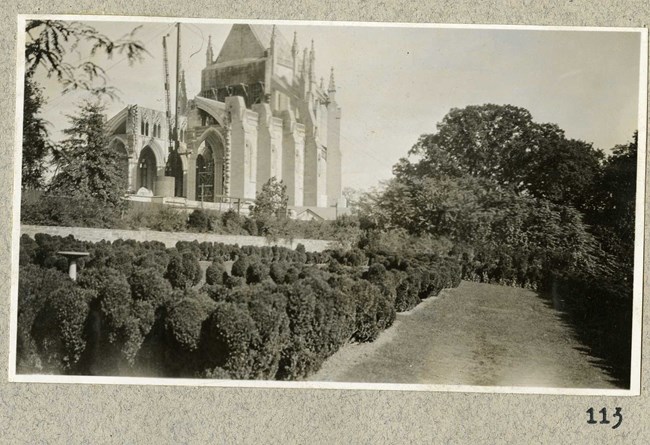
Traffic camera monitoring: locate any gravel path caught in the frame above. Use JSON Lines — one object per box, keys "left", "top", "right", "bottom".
{"left": 309, "top": 281, "right": 619, "bottom": 389}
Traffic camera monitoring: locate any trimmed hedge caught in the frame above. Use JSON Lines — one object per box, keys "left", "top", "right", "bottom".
{"left": 17, "top": 233, "right": 463, "bottom": 380}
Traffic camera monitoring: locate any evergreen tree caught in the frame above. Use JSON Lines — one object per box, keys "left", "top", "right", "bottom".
{"left": 49, "top": 100, "right": 126, "bottom": 207}
{"left": 20, "top": 20, "right": 147, "bottom": 191}
{"left": 22, "top": 73, "right": 51, "bottom": 189}
{"left": 250, "top": 177, "right": 289, "bottom": 219}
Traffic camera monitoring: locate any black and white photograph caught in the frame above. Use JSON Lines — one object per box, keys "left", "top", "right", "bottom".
{"left": 10, "top": 16, "right": 647, "bottom": 394}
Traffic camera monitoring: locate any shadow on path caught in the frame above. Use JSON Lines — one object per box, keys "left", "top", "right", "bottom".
{"left": 309, "top": 281, "right": 624, "bottom": 390}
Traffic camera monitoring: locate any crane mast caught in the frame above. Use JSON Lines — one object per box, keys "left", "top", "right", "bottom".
{"left": 162, "top": 23, "right": 183, "bottom": 198}
{"left": 174, "top": 22, "right": 181, "bottom": 149}
{"left": 162, "top": 34, "right": 173, "bottom": 147}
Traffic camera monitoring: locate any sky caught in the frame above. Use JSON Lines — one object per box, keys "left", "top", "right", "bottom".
{"left": 30, "top": 19, "right": 644, "bottom": 191}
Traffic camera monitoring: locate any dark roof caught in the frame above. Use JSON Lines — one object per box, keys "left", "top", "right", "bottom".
{"left": 215, "top": 24, "right": 297, "bottom": 68}
{"left": 249, "top": 25, "right": 293, "bottom": 62}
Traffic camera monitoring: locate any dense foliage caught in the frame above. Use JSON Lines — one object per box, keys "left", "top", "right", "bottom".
{"left": 22, "top": 197, "right": 363, "bottom": 247}
{"left": 250, "top": 177, "right": 289, "bottom": 219}
{"left": 17, "top": 233, "right": 462, "bottom": 379}
{"left": 398, "top": 104, "right": 603, "bottom": 210}
{"left": 18, "top": 101, "right": 636, "bottom": 387}
{"left": 22, "top": 73, "right": 52, "bottom": 190}
{"left": 48, "top": 101, "right": 127, "bottom": 207}
{"left": 22, "top": 20, "right": 147, "bottom": 192}
{"left": 359, "top": 104, "right": 637, "bottom": 386}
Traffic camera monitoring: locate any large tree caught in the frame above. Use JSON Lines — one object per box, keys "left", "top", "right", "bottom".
{"left": 405, "top": 104, "right": 537, "bottom": 184}
{"left": 400, "top": 104, "right": 604, "bottom": 210}
{"left": 361, "top": 103, "right": 613, "bottom": 284}
{"left": 523, "top": 131, "right": 603, "bottom": 208}
{"left": 21, "top": 20, "right": 148, "bottom": 189}
{"left": 367, "top": 104, "right": 634, "bottom": 385}
{"left": 585, "top": 132, "right": 638, "bottom": 276}
{"left": 49, "top": 100, "right": 126, "bottom": 207}
{"left": 22, "top": 74, "right": 51, "bottom": 189}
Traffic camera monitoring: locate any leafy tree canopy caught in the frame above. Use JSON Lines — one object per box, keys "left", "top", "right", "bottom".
{"left": 397, "top": 104, "right": 604, "bottom": 210}
{"left": 585, "top": 132, "right": 638, "bottom": 272}
{"left": 25, "top": 20, "right": 148, "bottom": 98}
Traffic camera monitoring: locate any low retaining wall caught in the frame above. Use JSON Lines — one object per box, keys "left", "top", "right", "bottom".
{"left": 21, "top": 225, "right": 333, "bottom": 252}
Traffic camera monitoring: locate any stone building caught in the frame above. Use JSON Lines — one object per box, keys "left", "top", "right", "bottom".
{"left": 105, "top": 24, "right": 343, "bottom": 214}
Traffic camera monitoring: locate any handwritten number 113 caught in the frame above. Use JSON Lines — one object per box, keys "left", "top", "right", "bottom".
{"left": 587, "top": 407, "right": 622, "bottom": 429}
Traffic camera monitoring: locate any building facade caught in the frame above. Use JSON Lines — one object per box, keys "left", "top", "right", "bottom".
{"left": 106, "top": 24, "right": 343, "bottom": 211}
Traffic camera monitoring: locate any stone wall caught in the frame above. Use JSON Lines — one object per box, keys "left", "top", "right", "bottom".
{"left": 21, "top": 225, "right": 333, "bottom": 252}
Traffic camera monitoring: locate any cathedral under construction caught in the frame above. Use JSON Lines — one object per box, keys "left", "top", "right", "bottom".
{"left": 105, "top": 24, "right": 343, "bottom": 218}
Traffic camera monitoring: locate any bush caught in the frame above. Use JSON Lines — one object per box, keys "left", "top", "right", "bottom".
{"left": 78, "top": 267, "right": 131, "bottom": 342}
{"left": 200, "top": 301, "right": 259, "bottom": 379}
{"left": 231, "top": 255, "right": 250, "bottom": 278}
{"left": 294, "top": 243, "right": 307, "bottom": 263}
{"left": 243, "top": 217, "right": 259, "bottom": 236}
{"left": 337, "top": 276, "right": 393, "bottom": 343}
{"left": 165, "top": 251, "right": 202, "bottom": 289}
{"left": 19, "top": 234, "right": 38, "bottom": 266}
{"left": 175, "top": 241, "right": 203, "bottom": 259}
{"left": 276, "top": 281, "right": 319, "bottom": 380}
{"left": 134, "top": 249, "right": 170, "bottom": 275}
{"left": 269, "top": 261, "right": 289, "bottom": 284}
{"left": 205, "top": 261, "right": 226, "bottom": 286}
{"left": 234, "top": 284, "right": 291, "bottom": 379}
{"left": 17, "top": 264, "right": 72, "bottom": 373}
{"left": 284, "top": 265, "right": 301, "bottom": 284}
{"left": 77, "top": 266, "right": 143, "bottom": 370}
{"left": 394, "top": 270, "right": 420, "bottom": 312}
{"left": 130, "top": 267, "right": 173, "bottom": 305}
{"left": 246, "top": 259, "right": 270, "bottom": 284}
{"left": 163, "top": 291, "right": 218, "bottom": 376}
{"left": 87, "top": 242, "right": 136, "bottom": 277}
{"left": 345, "top": 248, "right": 367, "bottom": 267}
{"left": 198, "top": 241, "right": 212, "bottom": 260}
{"left": 223, "top": 273, "right": 246, "bottom": 289}
{"left": 121, "top": 301, "right": 156, "bottom": 366}
{"left": 80, "top": 265, "right": 171, "bottom": 369}
{"left": 31, "top": 285, "right": 96, "bottom": 374}
{"left": 33, "top": 233, "right": 85, "bottom": 272}
{"left": 21, "top": 191, "right": 122, "bottom": 228}
{"left": 222, "top": 209, "right": 246, "bottom": 234}
{"left": 187, "top": 209, "right": 210, "bottom": 232}
{"left": 122, "top": 205, "right": 187, "bottom": 232}
{"left": 166, "top": 293, "right": 216, "bottom": 352}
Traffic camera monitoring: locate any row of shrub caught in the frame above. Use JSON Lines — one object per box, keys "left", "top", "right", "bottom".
{"left": 21, "top": 192, "right": 362, "bottom": 245}
{"left": 17, "top": 233, "right": 462, "bottom": 379}
{"left": 449, "top": 235, "right": 633, "bottom": 385}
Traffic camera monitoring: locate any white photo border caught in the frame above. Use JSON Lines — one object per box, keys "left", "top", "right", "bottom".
{"left": 9, "top": 14, "right": 648, "bottom": 396}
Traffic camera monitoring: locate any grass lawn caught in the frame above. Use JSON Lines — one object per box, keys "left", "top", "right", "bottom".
{"left": 309, "top": 281, "right": 620, "bottom": 389}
